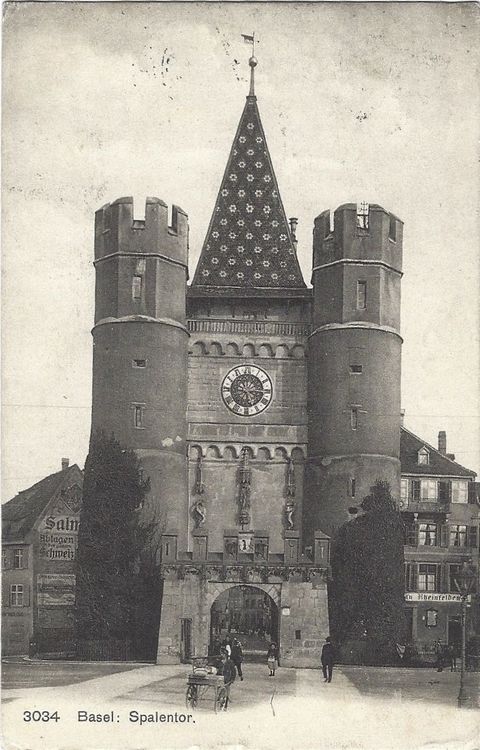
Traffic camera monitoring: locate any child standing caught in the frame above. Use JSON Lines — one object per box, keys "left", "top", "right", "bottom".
{"left": 267, "top": 642, "right": 278, "bottom": 676}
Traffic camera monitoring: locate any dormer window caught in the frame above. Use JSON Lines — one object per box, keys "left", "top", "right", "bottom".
{"left": 418, "top": 447, "right": 430, "bottom": 466}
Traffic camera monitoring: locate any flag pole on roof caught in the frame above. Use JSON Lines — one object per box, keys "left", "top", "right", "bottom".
{"left": 242, "top": 32, "right": 257, "bottom": 97}
{"left": 242, "top": 32, "right": 255, "bottom": 53}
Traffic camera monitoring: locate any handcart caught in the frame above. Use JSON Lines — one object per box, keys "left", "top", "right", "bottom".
{"left": 185, "top": 656, "right": 227, "bottom": 713}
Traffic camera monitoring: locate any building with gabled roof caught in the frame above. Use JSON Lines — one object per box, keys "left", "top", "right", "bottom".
{"left": 400, "top": 426, "right": 478, "bottom": 658}
{"left": 2, "top": 460, "right": 83, "bottom": 656}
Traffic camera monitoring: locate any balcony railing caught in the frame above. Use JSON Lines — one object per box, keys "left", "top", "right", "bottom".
{"left": 403, "top": 499, "right": 450, "bottom": 513}
{"left": 187, "top": 319, "right": 312, "bottom": 336}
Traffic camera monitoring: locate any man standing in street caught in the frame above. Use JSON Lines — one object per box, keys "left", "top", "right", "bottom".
{"left": 321, "top": 636, "right": 335, "bottom": 683}
{"left": 219, "top": 648, "right": 236, "bottom": 710}
{"left": 231, "top": 637, "right": 244, "bottom": 680}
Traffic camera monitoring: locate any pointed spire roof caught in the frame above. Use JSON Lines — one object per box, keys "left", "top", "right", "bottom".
{"left": 191, "top": 58, "right": 306, "bottom": 295}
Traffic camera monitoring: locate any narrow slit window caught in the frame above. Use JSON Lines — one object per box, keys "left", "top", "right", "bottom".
{"left": 350, "top": 408, "right": 358, "bottom": 430}
{"left": 357, "top": 281, "right": 367, "bottom": 310}
{"left": 133, "top": 405, "right": 144, "bottom": 429}
{"left": 132, "top": 359, "right": 146, "bottom": 368}
{"left": 350, "top": 478, "right": 356, "bottom": 498}
{"left": 350, "top": 364, "right": 363, "bottom": 374}
{"left": 132, "top": 275, "right": 142, "bottom": 300}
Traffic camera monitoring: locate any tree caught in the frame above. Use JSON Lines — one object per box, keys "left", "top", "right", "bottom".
{"left": 74, "top": 430, "right": 162, "bottom": 658}
{"left": 329, "top": 480, "right": 406, "bottom": 664}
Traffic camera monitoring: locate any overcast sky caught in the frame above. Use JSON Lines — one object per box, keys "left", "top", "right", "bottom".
{"left": 2, "top": 2, "right": 479, "bottom": 500}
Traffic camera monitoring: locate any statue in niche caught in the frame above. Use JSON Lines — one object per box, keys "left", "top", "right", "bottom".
{"left": 285, "top": 499, "right": 295, "bottom": 530}
{"left": 192, "top": 499, "right": 206, "bottom": 528}
{"left": 237, "top": 447, "right": 252, "bottom": 529}
{"left": 191, "top": 454, "right": 207, "bottom": 528}
{"left": 255, "top": 540, "right": 268, "bottom": 559}
{"left": 285, "top": 458, "right": 295, "bottom": 530}
{"left": 224, "top": 539, "right": 238, "bottom": 558}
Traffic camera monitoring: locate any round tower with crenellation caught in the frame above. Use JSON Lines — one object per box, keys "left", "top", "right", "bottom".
{"left": 305, "top": 202, "right": 403, "bottom": 538}
{"left": 91, "top": 196, "right": 190, "bottom": 548}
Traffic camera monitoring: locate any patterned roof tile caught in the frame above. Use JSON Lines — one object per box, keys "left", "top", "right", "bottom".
{"left": 192, "top": 95, "right": 306, "bottom": 290}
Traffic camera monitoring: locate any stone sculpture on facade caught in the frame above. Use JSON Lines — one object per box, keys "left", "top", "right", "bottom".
{"left": 285, "top": 458, "right": 296, "bottom": 530}
{"left": 191, "top": 456, "right": 206, "bottom": 528}
{"left": 237, "top": 447, "right": 252, "bottom": 529}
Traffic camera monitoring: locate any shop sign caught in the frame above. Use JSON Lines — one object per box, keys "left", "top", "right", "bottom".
{"left": 37, "top": 492, "right": 81, "bottom": 561}
{"left": 36, "top": 573, "right": 75, "bottom": 606}
{"left": 405, "top": 592, "right": 472, "bottom": 603}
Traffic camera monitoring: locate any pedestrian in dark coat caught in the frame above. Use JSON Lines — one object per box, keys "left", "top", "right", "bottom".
{"left": 231, "top": 638, "right": 244, "bottom": 680}
{"left": 219, "top": 649, "right": 236, "bottom": 710}
{"left": 321, "top": 636, "right": 334, "bottom": 683}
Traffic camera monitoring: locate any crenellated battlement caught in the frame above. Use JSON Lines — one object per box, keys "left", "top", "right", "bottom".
{"left": 312, "top": 203, "right": 403, "bottom": 273}
{"left": 95, "top": 196, "right": 188, "bottom": 265}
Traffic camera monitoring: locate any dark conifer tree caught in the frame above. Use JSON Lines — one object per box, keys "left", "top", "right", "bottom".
{"left": 330, "top": 480, "right": 406, "bottom": 664}
{"left": 74, "top": 431, "right": 160, "bottom": 656}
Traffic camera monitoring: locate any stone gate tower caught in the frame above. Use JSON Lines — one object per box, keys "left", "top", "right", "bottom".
{"left": 92, "top": 197, "right": 190, "bottom": 546}
{"left": 305, "top": 204, "right": 403, "bottom": 538}
{"left": 89, "top": 54, "right": 403, "bottom": 667}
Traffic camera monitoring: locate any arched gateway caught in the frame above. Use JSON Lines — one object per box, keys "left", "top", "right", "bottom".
{"left": 210, "top": 585, "right": 279, "bottom": 661}
{"left": 157, "top": 550, "right": 330, "bottom": 667}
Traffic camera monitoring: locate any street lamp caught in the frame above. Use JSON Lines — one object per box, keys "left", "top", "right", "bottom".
{"left": 453, "top": 561, "right": 476, "bottom": 709}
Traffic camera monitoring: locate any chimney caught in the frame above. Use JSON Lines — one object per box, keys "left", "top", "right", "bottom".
{"left": 400, "top": 409, "right": 405, "bottom": 427}
{"left": 438, "top": 431, "right": 447, "bottom": 455}
{"left": 61, "top": 457, "right": 70, "bottom": 471}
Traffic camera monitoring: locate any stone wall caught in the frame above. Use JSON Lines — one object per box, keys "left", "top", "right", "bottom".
{"left": 280, "top": 580, "right": 329, "bottom": 668}
{"left": 157, "top": 575, "right": 329, "bottom": 669}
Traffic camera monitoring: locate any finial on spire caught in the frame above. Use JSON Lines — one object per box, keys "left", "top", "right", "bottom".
{"left": 249, "top": 55, "right": 257, "bottom": 97}
{"left": 241, "top": 32, "right": 257, "bottom": 97}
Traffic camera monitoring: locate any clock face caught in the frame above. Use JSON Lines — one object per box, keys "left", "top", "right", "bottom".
{"left": 221, "top": 364, "right": 273, "bottom": 417}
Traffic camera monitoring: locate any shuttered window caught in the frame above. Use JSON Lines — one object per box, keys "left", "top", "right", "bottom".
{"left": 468, "top": 526, "right": 478, "bottom": 549}
{"left": 405, "top": 563, "right": 417, "bottom": 591}
{"left": 404, "top": 523, "right": 417, "bottom": 546}
{"left": 438, "top": 481, "right": 452, "bottom": 503}
{"left": 411, "top": 480, "right": 421, "bottom": 502}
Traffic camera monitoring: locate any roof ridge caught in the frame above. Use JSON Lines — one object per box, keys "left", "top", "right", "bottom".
{"left": 401, "top": 426, "right": 476, "bottom": 476}
{"left": 3, "top": 463, "right": 80, "bottom": 509}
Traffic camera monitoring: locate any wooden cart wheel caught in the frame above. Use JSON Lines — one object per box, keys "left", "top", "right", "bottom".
{"left": 186, "top": 684, "right": 198, "bottom": 709}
